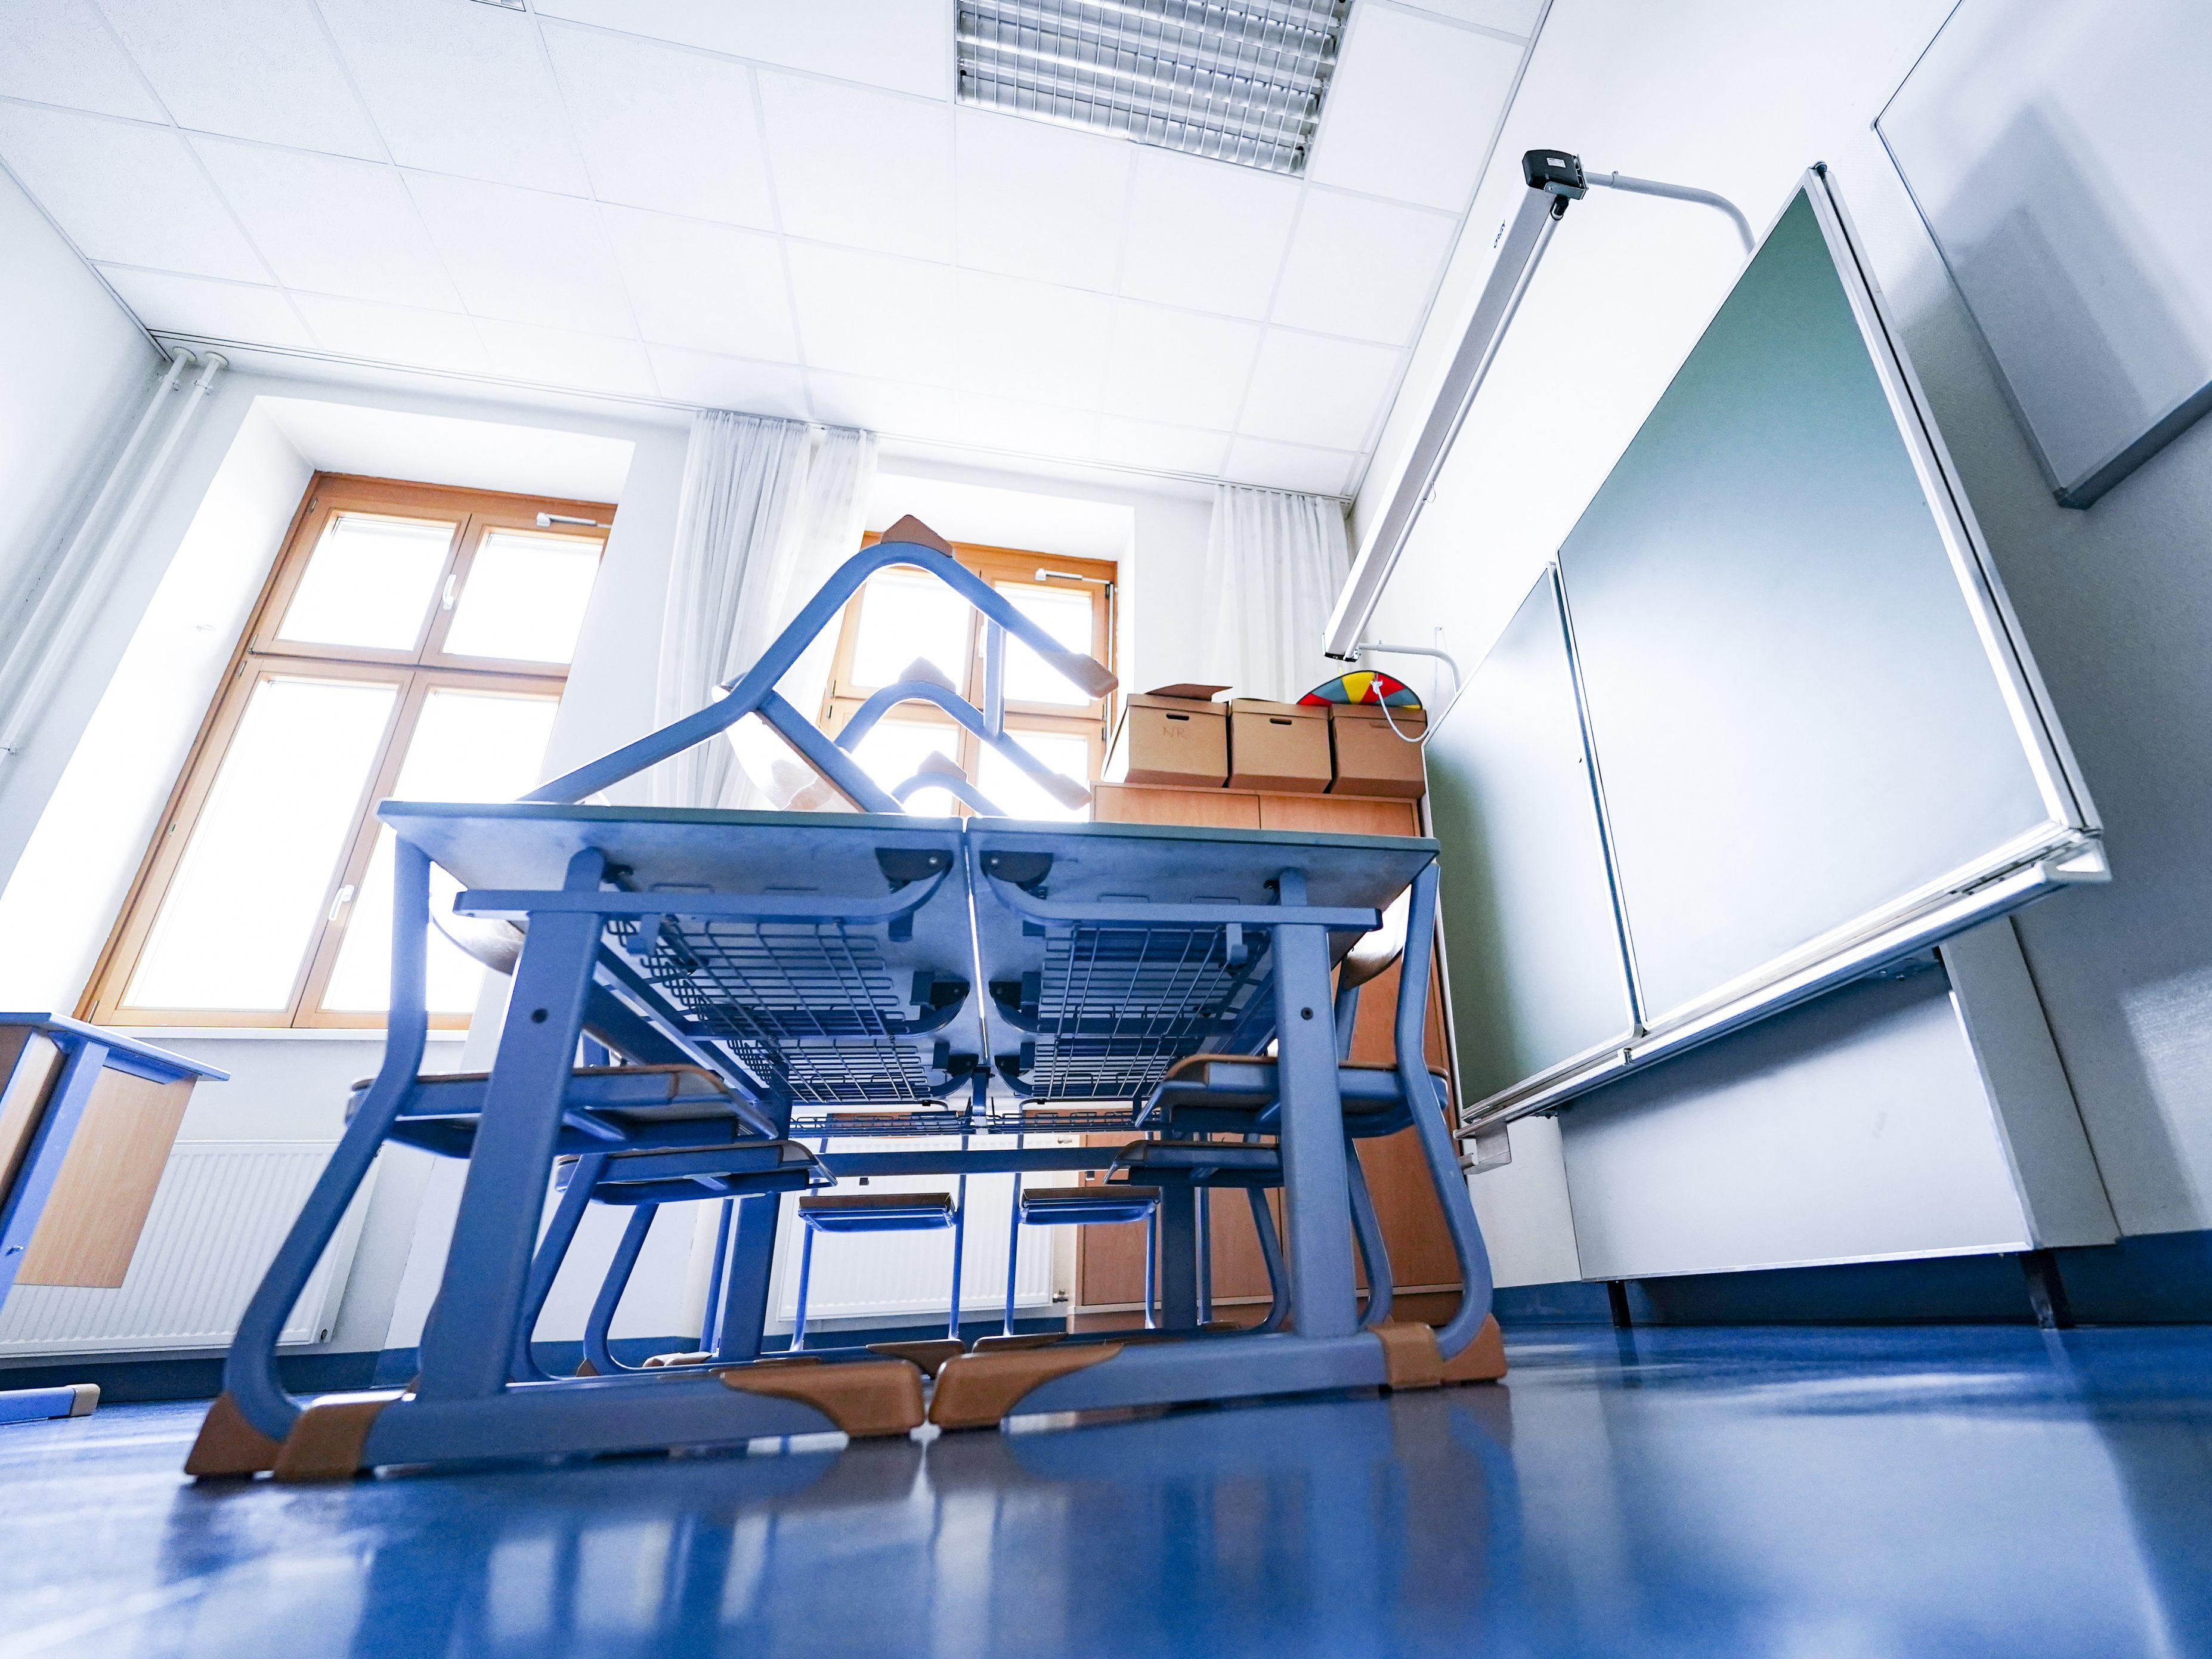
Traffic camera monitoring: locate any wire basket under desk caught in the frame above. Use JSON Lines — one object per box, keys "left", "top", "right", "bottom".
{"left": 992, "top": 921, "right": 1272, "bottom": 1104}
{"left": 612, "top": 915, "right": 961, "bottom": 1106}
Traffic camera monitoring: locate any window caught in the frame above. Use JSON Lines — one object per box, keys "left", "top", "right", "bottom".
{"left": 85, "top": 476, "right": 611, "bottom": 1030}
{"left": 819, "top": 538, "right": 1116, "bottom": 821}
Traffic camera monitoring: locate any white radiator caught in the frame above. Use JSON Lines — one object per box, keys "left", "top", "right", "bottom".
{"left": 0, "top": 1140, "right": 373, "bottom": 1357}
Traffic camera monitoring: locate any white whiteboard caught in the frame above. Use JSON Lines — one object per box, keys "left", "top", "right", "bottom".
{"left": 1878, "top": 0, "right": 2212, "bottom": 506}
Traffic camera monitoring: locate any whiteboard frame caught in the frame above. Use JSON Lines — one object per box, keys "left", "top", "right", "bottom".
{"left": 1458, "top": 166, "right": 2103, "bottom": 1135}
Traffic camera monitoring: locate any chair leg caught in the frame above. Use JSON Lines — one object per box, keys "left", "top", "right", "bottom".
{"left": 947, "top": 1166, "right": 970, "bottom": 1341}
{"left": 583, "top": 1204, "right": 657, "bottom": 1375}
{"left": 1001, "top": 1157, "right": 1023, "bottom": 1338}
{"left": 698, "top": 1199, "right": 735, "bottom": 1352}
{"left": 791, "top": 1224, "right": 817, "bottom": 1352}
{"left": 512, "top": 1153, "right": 606, "bottom": 1382}
{"left": 711, "top": 1194, "right": 781, "bottom": 1365}
{"left": 1143, "top": 1211, "right": 1158, "bottom": 1330}
{"left": 1248, "top": 1188, "right": 1288, "bottom": 1334}
{"left": 1345, "top": 1137, "right": 1394, "bottom": 1330}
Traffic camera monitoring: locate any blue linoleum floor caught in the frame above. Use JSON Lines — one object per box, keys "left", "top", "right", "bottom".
{"left": 3, "top": 1326, "right": 2209, "bottom": 1658}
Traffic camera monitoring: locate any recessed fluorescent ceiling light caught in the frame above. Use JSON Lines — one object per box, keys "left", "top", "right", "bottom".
{"left": 957, "top": 0, "right": 1351, "bottom": 177}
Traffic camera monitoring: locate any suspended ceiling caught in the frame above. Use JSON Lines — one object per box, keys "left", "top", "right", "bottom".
{"left": 0, "top": 0, "right": 1540, "bottom": 496}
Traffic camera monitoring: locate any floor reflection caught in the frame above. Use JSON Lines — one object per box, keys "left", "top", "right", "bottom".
{"left": 2, "top": 1327, "right": 2207, "bottom": 1658}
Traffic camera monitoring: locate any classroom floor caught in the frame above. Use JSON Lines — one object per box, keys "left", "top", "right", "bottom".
{"left": 3, "top": 1326, "right": 2208, "bottom": 1658}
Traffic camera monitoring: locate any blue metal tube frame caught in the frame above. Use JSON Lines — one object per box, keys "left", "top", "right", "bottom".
{"left": 698, "top": 1199, "right": 734, "bottom": 1352}
{"left": 221, "top": 837, "right": 431, "bottom": 1440}
{"left": 946, "top": 1136, "right": 970, "bottom": 1340}
{"left": 583, "top": 1205, "right": 657, "bottom": 1375}
{"left": 1001, "top": 1134, "right": 1023, "bottom": 1335}
{"left": 526, "top": 540, "right": 1113, "bottom": 807}
{"left": 1396, "top": 863, "right": 1496, "bottom": 1356}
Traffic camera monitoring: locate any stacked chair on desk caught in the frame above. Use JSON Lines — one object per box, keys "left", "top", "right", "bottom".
{"left": 187, "top": 517, "right": 1500, "bottom": 1484}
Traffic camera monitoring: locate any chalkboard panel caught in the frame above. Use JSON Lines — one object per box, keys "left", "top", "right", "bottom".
{"left": 1556, "top": 183, "right": 2081, "bottom": 1028}
{"left": 1425, "top": 568, "right": 1633, "bottom": 1104}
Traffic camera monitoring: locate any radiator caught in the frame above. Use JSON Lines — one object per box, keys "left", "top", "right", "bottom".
{"left": 0, "top": 1140, "right": 373, "bottom": 1357}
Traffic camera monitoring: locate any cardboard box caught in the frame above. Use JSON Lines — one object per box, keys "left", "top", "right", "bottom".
{"left": 1328, "top": 702, "right": 1428, "bottom": 797}
{"left": 1226, "top": 698, "right": 1331, "bottom": 793}
{"left": 1107, "top": 683, "right": 1229, "bottom": 788}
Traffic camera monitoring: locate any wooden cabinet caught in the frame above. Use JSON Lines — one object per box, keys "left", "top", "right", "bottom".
{"left": 1073, "top": 785, "right": 1462, "bottom": 1323}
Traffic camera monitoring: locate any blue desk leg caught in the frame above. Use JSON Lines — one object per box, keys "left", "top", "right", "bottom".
{"left": 0, "top": 1038, "right": 107, "bottom": 1306}
{"left": 1155, "top": 1181, "right": 1200, "bottom": 1330}
{"left": 1197, "top": 1188, "right": 1212, "bottom": 1324}
{"left": 416, "top": 849, "right": 605, "bottom": 1402}
{"left": 712, "top": 1194, "right": 779, "bottom": 1364}
{"left": 1271, "top": 869, "right": 1359, "bottom": 1340}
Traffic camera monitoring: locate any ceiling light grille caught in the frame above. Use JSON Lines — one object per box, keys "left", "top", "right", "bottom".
{"left": 957, "top": 0, "right": 1351, "bottom": 177}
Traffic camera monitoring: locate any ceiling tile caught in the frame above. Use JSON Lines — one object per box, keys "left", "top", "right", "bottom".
{"left": 1102, "top": 301, "right": 1263, "bottom": 431}
{"left": 757, "top": 72, "right": 953, "bottom": 261}
{"left": 530, "top": 0, "right": 947, "bottom": 98}
{"left": 784, "top": 242, "right": 956, "bottom": 383}
{"left": 955, "top": 271, "right": 1112, "bottom": 406}
{"left": 954, "top": 109, "right": 1129, "bottom": 292}
{"left": 540, "top": 22, "right": 773, "bottom": 228}
{"left": 0, "top": 0, "right": 163, "bottom": 119}
{"left": 194, "top": 139, "right": 457, "bottom": 309}
{"left": 812, "top": 373, "right": 1097, "bottom": 462}
{"left": 601, "top": 204, "right": 796, "bottom": 361}
{"left": 1118, "top": 148, "right": 1301, "bottom": 320}
{"left": 476, "top": 318, "right": 657, "bottom": 397}
{"left": 1269, "top": 190, "right": 1458, "bottom": 345}
{"left": 405, "top": 171, "right": 634, "bottom": 334}
{"left": 1093, "top": 416, "right": 1230, "bottom": 479}
{"left": 1238, "top": 330, "right": 1403, "bottom": 450}
{"left": 1306, "top": 5, "right": 1524, "bottom": 211}
{"left": 289, "top": 292, "right": 491, "bottom": 372}
{"left": 1391, "top": 0, "right": 1543, "bottom": 35}
{"left": 0, "top": 103, "right": 265, "bottom": 278}
{"left": 1222, "top": 437, "right": 1358, "bottom": 497}
{"left": 97, "top": 0, "right": 382, "bottom": 157}
{"left": 317, "top": 0, "right": 589, "bottom": 194}
{"left": 645, "top": 345, "right": 809, "bottom": 419}
{"left": 97, "top": 264, "right": 312, "bottom": 345}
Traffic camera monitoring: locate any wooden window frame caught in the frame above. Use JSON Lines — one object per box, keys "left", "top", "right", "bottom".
{"left": 818, "top": 537, "right": 1118, "bottom": 807}
{"left": 82, "top": 473, "right": 611, "bottom": 1032}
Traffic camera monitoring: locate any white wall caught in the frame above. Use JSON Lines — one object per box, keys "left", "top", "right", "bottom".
{"left": 0, "top": 165, "right": 159, "bottom": 678}
{"left": 1373, "top": 0, "right": 2212, "bottom": 1265}
{"left": 871, "top": 446, "right": 1215, "bottom": 697}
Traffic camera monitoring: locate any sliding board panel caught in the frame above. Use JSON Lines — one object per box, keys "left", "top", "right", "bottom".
{"left": 1424, "top": 568, "right": 1634, "bottom": 1107}
{"left": 1557, "top": 172, "right": 2097, "bottom": 1037}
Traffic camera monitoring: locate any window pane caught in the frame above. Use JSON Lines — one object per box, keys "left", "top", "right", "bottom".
{"left": 995, "top": 583, "right": 1096, "bottom": 707}
{"left": 126, "top": 676, "right": 397, "bottom": 1010}
{"left": 322, "top": 686, "right": 560, "bottom": 1014}
{"left": 976, "top": 729, "right": 1092, "bottom": 821}
{"left": 276, "top": 513, "right": 453, "bottom": 652}
{"left": 844, "top": 716, "right": 964, "bottom": 813}
{"left": 849, "top": 568, "right": 971, "bottom": 691}
{"left": 443, "top": 530, "right": 602, "bottom": 664}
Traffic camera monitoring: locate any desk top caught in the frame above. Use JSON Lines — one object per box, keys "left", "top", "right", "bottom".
{"left": 0, "top": 1014, "right": 229, "bottom": 1082}
{"left": 380, "top": 803, "right": 1435, "bottom": 914}
{"left": 379, "top": 803, "right": 964, "bottom": 896}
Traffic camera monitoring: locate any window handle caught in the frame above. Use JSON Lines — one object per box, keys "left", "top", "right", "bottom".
{"left": 441, "top": 574, "right": 460, "bottom": 610}
{"left": 328, "top": 884, "right": 357, "bottom": 924}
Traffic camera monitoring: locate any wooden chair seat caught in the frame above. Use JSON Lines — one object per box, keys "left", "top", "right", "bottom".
{"left": 1017, "top": 1184, "right": 1161, "bottom": 1225}
{"left": 797, "top": 1191, "right": 957, "bottom": 1233}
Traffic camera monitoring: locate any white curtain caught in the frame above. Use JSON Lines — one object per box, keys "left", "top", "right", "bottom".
{"left": 652, "top": 413, "right": 876, "bottom": 809}
{"left": 1196, "top": 484, "right": 1354, "bottom": 704}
